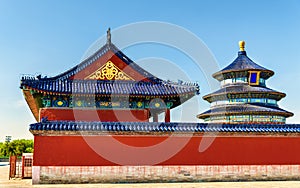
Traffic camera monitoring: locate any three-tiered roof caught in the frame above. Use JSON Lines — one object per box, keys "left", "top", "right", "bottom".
{"left": 198, "top": 41, "right": 293, "bottom": 124}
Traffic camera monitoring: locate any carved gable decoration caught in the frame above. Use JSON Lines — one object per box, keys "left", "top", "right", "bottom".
{"left": 85, "top": 61, "right": 134, "bottom": 81}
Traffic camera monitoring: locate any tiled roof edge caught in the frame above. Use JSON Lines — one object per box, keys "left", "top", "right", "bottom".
{"left": 29, "top": 121, "right": 300, "bottom": 133}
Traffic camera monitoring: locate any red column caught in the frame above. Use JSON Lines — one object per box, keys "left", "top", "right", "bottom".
{"left": 21, "top": 156, "right": 25, "bottom": 179}
{"left": 153, "top": 113, "right": 159, "bottom": 122}
{"left": 9, "top": 156, "right": 17, "bottom": 179}
{"left": 165, "top": 109, "right": 170, "bottom": 122}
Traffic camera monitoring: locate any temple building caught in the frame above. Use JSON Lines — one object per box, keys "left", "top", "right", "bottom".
{"left": 20, "top": 28, "right": 199, "bottom": 123}
{"left": 20, "top": 30, "right": 300, "bottom": 184}
{"left": 198, "top": 41, "right": 293, "bottom": 124}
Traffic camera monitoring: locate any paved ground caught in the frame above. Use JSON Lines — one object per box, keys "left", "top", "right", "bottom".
{"left": 1, "top": 163, "right": 300, "bottom": 188}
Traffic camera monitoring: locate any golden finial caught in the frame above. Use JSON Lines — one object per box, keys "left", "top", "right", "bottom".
{"left": 239, "top": 40, "right": 245, "bottom": 51}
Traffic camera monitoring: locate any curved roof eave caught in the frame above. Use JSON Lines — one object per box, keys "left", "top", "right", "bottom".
{"left": 197, "top": 104, "right": 294, "bottom": 119}
{"left": 212, "top": 51, "right": 274, "bottom": 81}
{"left": 20, "top": 79, "right": 199, "bottom": 98}
{"left": 202, "top": 84, "right": 286, "bottom": 102}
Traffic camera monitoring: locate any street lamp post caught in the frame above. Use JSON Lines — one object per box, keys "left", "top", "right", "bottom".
{"left": 5, "top": 136, "right": 12, "bottom": 143}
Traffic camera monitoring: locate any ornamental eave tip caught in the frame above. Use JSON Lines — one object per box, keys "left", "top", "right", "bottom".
{"left": 107, "top": 27, "right": 111, "bottom": 44}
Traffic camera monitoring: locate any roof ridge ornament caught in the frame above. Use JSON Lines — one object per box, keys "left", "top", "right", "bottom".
{"left": 239, "top": 40, "right": 245, "bottom": 51}
{"left": 107, "top": 27, "right": 111, "bottom": 45}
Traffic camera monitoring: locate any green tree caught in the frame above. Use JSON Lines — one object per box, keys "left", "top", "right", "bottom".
{"left": 0, "top": 142, "right": 4, "bottom": 157}
{"left": 0, "top": 139, "right": 33, "bottom": 157}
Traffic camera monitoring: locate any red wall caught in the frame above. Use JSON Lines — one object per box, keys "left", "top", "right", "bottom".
{"left": 33, "top": 135, "right": 300, "bottom": 166}
{"left": 39, "top": 108, "right": 149, "bottom": 122}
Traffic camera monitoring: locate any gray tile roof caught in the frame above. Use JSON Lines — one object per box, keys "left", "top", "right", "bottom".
{"left": 20, "top": 79, "right": 199, "bottom": 96}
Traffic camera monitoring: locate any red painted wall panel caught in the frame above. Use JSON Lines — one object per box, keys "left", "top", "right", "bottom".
{"left": 39, "top": 108, "right": 149, "bottom": 122}
{"left": 33, "top": 135, "right": 300, "bottom": 166}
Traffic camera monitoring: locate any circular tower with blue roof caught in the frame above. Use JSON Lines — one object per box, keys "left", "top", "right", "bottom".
{"left": 198, "top": 41, "right": 293, "bottom": 124}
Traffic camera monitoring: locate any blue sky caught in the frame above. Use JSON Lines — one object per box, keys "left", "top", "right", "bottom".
{"left": 0, "top": 0, "right": 299, "bottom": 141}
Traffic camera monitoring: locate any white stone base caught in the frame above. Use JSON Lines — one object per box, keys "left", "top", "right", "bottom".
{"left": 32, "top": 165, "right": 300, "bottom": 184}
